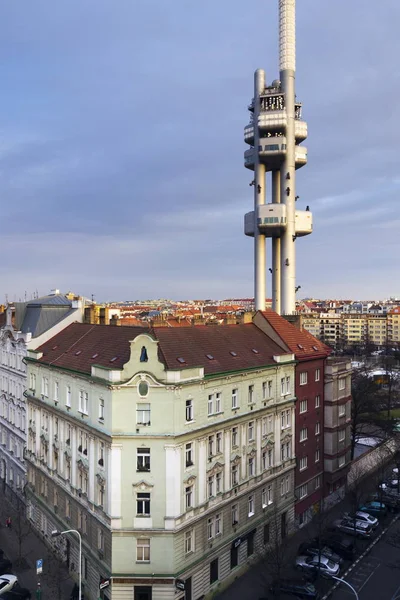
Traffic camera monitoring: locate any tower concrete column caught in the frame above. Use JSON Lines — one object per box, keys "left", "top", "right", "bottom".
{"left": 279, "top": 0, "right": 296, "bottom": 315}
{"left": 254, "top": 69, "right": 266, "bottom": 311}
{"left": 272, "top": 170, "right": 281, "bottom": 314}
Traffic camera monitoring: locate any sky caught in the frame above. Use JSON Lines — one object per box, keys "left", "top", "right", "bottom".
{"left": 1, "top": 0, "right": 399, "bottom": 303}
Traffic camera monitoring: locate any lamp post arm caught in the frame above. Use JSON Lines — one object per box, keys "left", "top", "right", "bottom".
{"left": 331, "top": 576, "right": 359, "bottom": 600}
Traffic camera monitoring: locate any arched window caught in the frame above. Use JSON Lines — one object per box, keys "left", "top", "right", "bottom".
{"left": 140, "top": 347, "right": 148, "bottom": 363}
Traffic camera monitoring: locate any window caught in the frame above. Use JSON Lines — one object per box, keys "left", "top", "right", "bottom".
{"left": 98, "top": 442, "right": 104, "bottom": 466}
{"left": 216, "top": 471, "right": 222, "bottom": 493}
{"left": 299, "top": 484, "right": 308, "bottom": 499}
{"left": 137, "top": 538, "right": 150, "bottom": 562}
{"left": 268, "top": 415, "right": 273, "bottom": 433}
{"left": 42, "top": 377, "right": 49, "bottom": 397}
{"left": 281, "top": 378, "right": 285, "bottom": 396}
{"left": 66, "top": 499, "right": 71, "bottom": 519}
{"left": 185, "top": 443, "right": 193, "bottom": 467}
{"left": 339, "top": 378, "right": 346, "bottom": 390}
{"left": 207, "top": 517, "right": 214, "bottom": 540}
{"left": 267, "top": 484, "right": 273, "bottom": 505}
{"left": 232, "top": 503, "right": 238, "bottom": 525}
{"left": 248, "top": 385, "right": 254, "bottom": 404}
{"left": 280, "top": 479, "right": 285, "bottom": 496}
{"left": 315, "top": 422, "right": 320, "bottom": 435}
{"left": 215, "top": 392, "right": 221, "bottom": 413}
{"left": 216, "top": 432, "right": 222, "bottom": 454}
{"left": 248, "top": 421, "right": 254, "bottom": 441}
{"left": 300, "top": 427, "right": 308, "bottom": 442}
{"left": 262, "top": 450, "right": 267, "bottom": 470}
{"left": 315, "top": 368, "right": 320, "bottom": 382}
{"left": 268, "top": 448, "right": 273, "bottom": 468}
{"left": 338, "top": 455, "right": 346, "bottom": 467}
{"left": 315, "top": 476, "right": 321, "bottom": 489}
{"left": 232, "top": 389, "right": 238, "bottom": 409}
{"left": 248, "top": 456, "right": 254, "bottom": 477}
{"left": 137, "top": 448, "right": 150, "bottom": 472}
{"left": 299, "top": 400, "right": 307, "bottom": 414}
{"left": 54, "top": 382, "right": 59, "bottom": 402}
{"left": 315, "top": 449, "right": 320, "bottom": 462}
{"left": 208, "top": 435, "right": 214, "bottom": 457}
{"left": 299, "top": 457, "right": 308, "bottom": 471}
{"left": 315, "top": 395, "right": 320, "bottom": 408}
{"left": 185, "top": 530, "right": 194, "bottom": 554}
{"left": 208, "top": 395, "right": 213, "bottom": 416}
{"left": 210, "top": 558, "right": 219, "bottom": 584}
{"left": 185, "top": 399, "right": 193, "bottom": 422}
{"left": 262, "top": 487, "right": 267, "bottom": 507}
{"left": 215, "top": 513, "right": 222, "bottom": 536}
{"left": 79, "top": 391, "right": 88, "bottom": 414}
{"left": 232, "top": 427, "right": 238, "bottom": 447}
{"left": 339, "top": 405, "right": 346, "bottom": 417}
{"left": 300, "top": 372, "right": 308, "bottom": 386}
{"left": 263, "top": 523, "right": 270, "bottom": 544}
{"left": 339, "top": 430, "right": 346, "bottom": 442}
{"left": 136, "top": 403, "right": 150, "bottom": 425}
{"left": 185, "top": 486, "right": 193, "bottom": 509}
{"left": 231, "top": 464, "right": 238, "bottom": 487}
{"left": 208, "top": 475, "right": 214, "bottom": 498}
{"left": 286, "top": 376, "right": 290, "bottom": 394}
{"left": 248, "top": 495, "right": 254, "bottom": 516}
{"left": 99, "top": 398, "right": 105, "bottom": 420}
{"left": 262, "top": 382, "right": 267, "bottom": 400}
{"left": 281, "top": 444, "right": 285, "bottom": 462}
{"left": 66, "top": 386, "right": 71, "bottom": 407}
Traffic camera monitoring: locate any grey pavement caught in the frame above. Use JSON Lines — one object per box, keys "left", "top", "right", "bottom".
{"left": 0, "top": 485, "right": 74, "bottom": 599}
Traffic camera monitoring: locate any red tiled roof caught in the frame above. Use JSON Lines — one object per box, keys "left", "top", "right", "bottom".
{"left": 33, "top": 321, "right": 289, "bottom": 377}
{"left": 153, "top": 323, "right": 287, "bottom": 374}
{"left": 257, "top": 310, "right": 331, "bottom": 360}
{"left": 33, "top": 323, "right": 149, "bottom": 374}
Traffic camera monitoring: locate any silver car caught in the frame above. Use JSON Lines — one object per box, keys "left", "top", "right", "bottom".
{"left": 295, "top": 554, "right": 340, "bottom": 577}
{"left": 333, "top": 518, "right": 371, "bottom": 538}
{"left": 344, "top": 511, "right": 378, "bottom": 529}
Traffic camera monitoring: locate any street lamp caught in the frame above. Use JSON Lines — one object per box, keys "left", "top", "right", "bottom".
{"left": 330, "top": 575, "right": 359, "bottom": 600}
{"left": 52, "top": 529, "right": 82, "bottom": 600}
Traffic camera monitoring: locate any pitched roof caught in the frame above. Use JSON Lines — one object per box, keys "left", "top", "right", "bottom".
{"left": 153, "top": 323, "right": 287, "bottom": 374}
{"left": 34, "top": 323, "right": 149, "bottom": 374}
{"left": 257, "top": 309, "right": 331, "bottom": 360}
{"left": 33, "top": 321, "right": 289, "bottom": 377}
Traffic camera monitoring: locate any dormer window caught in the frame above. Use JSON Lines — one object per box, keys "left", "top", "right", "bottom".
{"left": 140, "top": 347, "right": 148, "bottom": 363}
{"left": 206, "top": 354, "right": 214, "bottom": 360}
{"left": 252, "top": 349, "right": 259, "bottom": 354}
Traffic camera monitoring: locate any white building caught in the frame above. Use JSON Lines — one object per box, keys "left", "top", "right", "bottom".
{"left": 0, "top": 292, "right": 84, "bottom": 498}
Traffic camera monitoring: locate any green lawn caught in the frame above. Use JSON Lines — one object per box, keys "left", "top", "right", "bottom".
{"left": 374, "top": 409, "right": 400, "bottom": 419}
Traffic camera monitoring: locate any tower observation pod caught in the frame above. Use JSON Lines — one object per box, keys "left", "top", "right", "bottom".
{"left": 243, "top": 0, "right": 312, "bottom": 315}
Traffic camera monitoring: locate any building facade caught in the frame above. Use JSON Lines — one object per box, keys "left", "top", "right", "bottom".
{"left": 0, "top": 293, "right": 85, "bottom": 500}
{"left": 323, "top": 358, "right": 352, "bottom": 503}
{"left": 24, "top": 322, "right": 298, "bottom": 600}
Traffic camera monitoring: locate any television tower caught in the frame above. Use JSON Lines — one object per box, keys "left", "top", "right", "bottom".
{"left": 244, "top": 0, "right": 312, "bottom": 315}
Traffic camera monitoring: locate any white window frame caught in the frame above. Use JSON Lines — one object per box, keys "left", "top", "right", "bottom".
{"left": 299, "top": 456, "right": 308, "bottom": 472}
{"left": 339, "top": 378, "right": 346, "bottom": 391}
{"left": 136, "top": 538, "right": 150, "bottom": 562}
{"left": 248, "top": 385, "right": 254, "bottom": 404}
{"left": 315, "top": 368, "right": 320, "bottom": 382}
{"left": 248, "top": 421, "right": 254, "bottom": 441}
{"left": 338, "top": 429, "right": 345, "bottom": 442}
{"left": 338, "top": 404, "right": 346, "bottom": 417}
{"left": 186, "top": 399, "right": 194, "bottom": 422}
{"left": 232, "top": 388, "right": 238, "bottom": 409}
{"left": 136, "top": 403, "right": 151, "bottom": 426}
{"left": 232, "top": 427, "right": 238, "bottom": 447}
{"left": 315, "top": 449, "right": 320, "bottom": 463}
{"left": 185, "top": 530, "right": 194, "bottom": 554}
{"left": 299, "top": 400, "right": 307, "bottom": 414}
{"left": 215, "top": 392, "right": 221, "bottom": 413}
{"left": 300, "top": 427, "right": 308, "bottom": 442}
{"left": 248, "top": 494, "right": 254, "bottom": 517}
{"left": 315, "top": 422, "right": 320, "bottom": 435}
{"left": 99, "top": 398, "right": 105, "bottom": 420}
{"left": 262, "top": 487, "right": 267, "bottom": 508}
{"left": 315, "top": 395, "right": 320, "bottom": 408}
{"left": 300, "top": 372, "right": 308, "bottom": 386}
{"left": 207, "top": 395, "right": 213, "bottom": 416}
{"left": 280, "top": 378, "right": 285, "bottom": 396}
{"left": 286, "top": 376, "right": 290, "bottom": 395}
{"left": 299, "top": 484, "right": 308, "bottom": 499}
{"left": 338, "top": 455, "right": 346, "bottom": 468}
{"left": 248, "top": 456, "right": 254, "bottom": 477}
{"left": 232, "top": 503, "right": 238, "bottom": 525}
{"left": 185, "top": 485, "right": 193, "bottom": 509}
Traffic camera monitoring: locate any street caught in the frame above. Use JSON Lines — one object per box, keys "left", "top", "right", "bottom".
{"left": 331, "top": 519, "right": 400, "bottom": 600}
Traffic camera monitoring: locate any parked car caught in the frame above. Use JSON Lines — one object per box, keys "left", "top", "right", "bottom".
{"left": 295, "top": 555, "right": 340, "bottom": 577}
{"left": 333, "top": 518, "right": 372, "bottom": 538}
{"left": 0, "top": 575, "right": 18, "bottom": 596}
{"left": 298, "top": 542, "right": 343, "bottom": 565}
{"left": 314, "top": 535, "right": 355, "bottom": 560}
{"left": 359, "top": 501, "right": 388, "bottom": 517}
{"left": 379, "top": 480, "right": 400, "bottom": 491}
{"left": 0, "top": 563, "right": 13, "bottom": 578}
{"left": 370, "top": 492, "right": 400, "bottom": 511}
{"left": 343, "top": 511, "right": 378, "bottom": 529}
{"left": 270, "top": 579, "right": 320, "bottom": 599}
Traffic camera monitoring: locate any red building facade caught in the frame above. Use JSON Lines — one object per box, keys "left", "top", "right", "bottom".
{"left": 253, "top": 310, "right": 331, "bottom": 526}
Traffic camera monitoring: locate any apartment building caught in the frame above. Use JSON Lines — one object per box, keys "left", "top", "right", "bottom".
{"left": 323, "top": 358, "right": 352, "bottom": 504}
{"left": 25, "top": 322, "right": 296, "bottom": 600}
{"left": 254, "top": 311, "right": 331, "bottom": 526}
{"left": 0, "top": 293, "right": 84, "bottom": 499}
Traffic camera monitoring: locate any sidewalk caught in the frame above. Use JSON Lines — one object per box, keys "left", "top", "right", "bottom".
{"left": 0, "top": 485, "right": 74, "bottom": 599}
{"left": 216, "top": 473, "right": 382, "bottom": 600}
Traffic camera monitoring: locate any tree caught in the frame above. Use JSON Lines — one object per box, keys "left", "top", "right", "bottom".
{"left": 43, "top": 548, "right": 73, "bottom": 600}
{"left": 350, "top": 366, "right": 382, "bottom": 459}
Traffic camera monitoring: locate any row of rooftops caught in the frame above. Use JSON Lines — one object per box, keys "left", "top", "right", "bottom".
{"left": 29, "top": 310, "right": 331, "bottom": 377}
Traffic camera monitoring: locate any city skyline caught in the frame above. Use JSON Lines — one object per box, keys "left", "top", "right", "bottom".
{"left": 1, "top": 0, "right": 399, "bottom": 302}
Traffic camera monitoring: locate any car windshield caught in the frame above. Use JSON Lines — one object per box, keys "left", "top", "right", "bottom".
{"left": 328, "top": 560, "right": 336, "bottom": 569}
